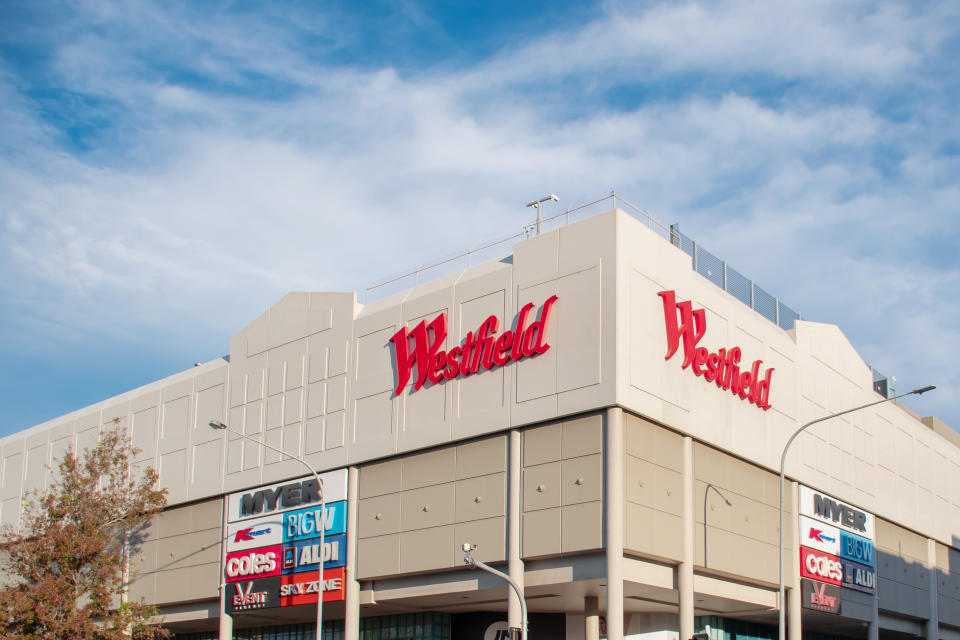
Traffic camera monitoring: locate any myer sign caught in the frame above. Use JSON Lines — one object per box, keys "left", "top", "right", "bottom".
{"left": 799, "top": 485, "right": 874, "bottom": 540}
{"left": 227, "top": 469, "right": 347, "bottom": 523}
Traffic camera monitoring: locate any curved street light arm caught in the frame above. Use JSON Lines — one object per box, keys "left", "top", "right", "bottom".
{"left": 777, "top": 385, "right": 934, "bottom": 640}
{"left": 463, "top": 547, "right": 528, "bottom": 640}
{"left": 209, "top": 420, "right": 327, "bottom": 640}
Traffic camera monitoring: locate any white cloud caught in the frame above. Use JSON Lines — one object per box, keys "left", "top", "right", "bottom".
{"left": 1, "top": 0, "right": 959, "bottom": 431}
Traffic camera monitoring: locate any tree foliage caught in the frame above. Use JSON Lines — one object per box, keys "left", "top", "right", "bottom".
{"left": 0, "top": 424, "right": 169, "bottom": 640}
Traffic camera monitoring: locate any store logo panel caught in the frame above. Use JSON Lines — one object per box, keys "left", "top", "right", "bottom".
{"left": 283, "top": 501, "right": 347, "bottom": 542}
{"left": 225, "top": 513, "right": 284, "bottom": 553}
{"left": 227, "top": 469, "right": 348, "bottom": 523}
{"left": 839, "top": 530, "right": 875, "bottom": 566}
{"left": 282, "top": 534, "right": 347, "bottom": 573}
{"left": 225, "top": 544, "right": 282, "bottom": 582}
{"left": 799, "top": 485, "right": 874, "bottom": 539}
{"left": 279, "top": 568, "right": 346, "bottom": 606}
{"left": 801, "top": 578, "right": 841, "bottom": 614}
{"left": 800, "top": 547, "right": 843, "bottom": 586}
{"left": 842, "top": 559, "right": 876, "bottom": 593}
{"left": 225, "top": 576, "right": 282, "bottom": 613}
{"left": 800, "top": 515, "right": 840, "bottom": 556}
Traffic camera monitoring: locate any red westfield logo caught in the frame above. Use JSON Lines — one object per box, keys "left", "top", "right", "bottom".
{"left": 658, "top": 290, "right": 773, "bottom": 410}
{"left": 389, "top": 296, "right": 558, "bottom": 395}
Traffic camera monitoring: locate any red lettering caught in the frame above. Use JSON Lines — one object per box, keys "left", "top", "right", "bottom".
{"left": 692, "top": 347, "right": 708, "bottom": 376}
{"left": 460, "top": 331, "right": 477, "bottom": 375}
{"left": 658, "top": 290, "right": 706, "bottom": 368}
{"left": 443, "top": 347, "right": 461, "bottom": 379}
{"left": 477, "top": 316, "right": 498, "bottom": 369}
{"left": 389, "top": 313, "right": 447, "bottom": 395}
{"left": 391, "top": 298, "right": 558, "bottom": 394}
{"left": 492, "top": 331, "right": 513, "bottom": 366}
{"left": 659, "top": 291, "right": 773, "bottom": 411}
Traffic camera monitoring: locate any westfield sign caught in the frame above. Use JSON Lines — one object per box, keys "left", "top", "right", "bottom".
{"left": 658, "top": 290, "right": 773, "bottom": 410}
{"left": 390, "top": 296, "right": 558, "bottom": 395}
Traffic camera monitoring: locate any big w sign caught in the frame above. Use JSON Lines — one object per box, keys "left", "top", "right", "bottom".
{"left": 658, "top": 290, "right": 774, "bottom": 410}
{"left": 390, "top": 296, "right": 558, "bottom": 395}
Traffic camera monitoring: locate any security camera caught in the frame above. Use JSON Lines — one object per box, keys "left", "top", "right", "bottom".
{"left": 462, "top": 542, "right": 476, "bottom": 552}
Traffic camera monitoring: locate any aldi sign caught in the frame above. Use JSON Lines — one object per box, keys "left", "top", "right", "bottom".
{"left": 842, "top": 559, "right": 876, "bottom": 593}
{"left": 282, "top": 534, "right": 347, "bottom": 573}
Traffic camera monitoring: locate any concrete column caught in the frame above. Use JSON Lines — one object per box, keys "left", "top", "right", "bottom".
{"left": 787, "top": 481, "right": 801, "bottom": 640}
{"left": 508, "top": 429, "right": 525, "bottom": 632}
{"left": 867, "top": 587, "right": 879, "bottom": 640}
{"left": 585, "top": 595, "right": 600, "bottom": 640}
{"left": 345, "top": 466, "right": 360, "bottom": 640}
{"left": 679, "top": 436, "right": 694, "bottom": 640}
{"left": 605, "top": 407, "right": 625, "bottom": 640}
{"left": 218, "top": 497, "right": 233, "bottom": 640}
{"left": 927, "top": 538, "right": 939, "bottom": 640}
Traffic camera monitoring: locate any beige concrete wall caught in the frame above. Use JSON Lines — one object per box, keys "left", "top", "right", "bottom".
{"left": 623, "top": 413, "right": 683, "bottom": 562}
{"left": 692, "top": 441, "right": 790, "bottom": 586}
{"left": 614, "top": 208, "right": 960, "bottom": 550}
{"left": 3, "top": 207, "right": 959, "bottom": 561}
{"left": 356, "top": 433, "right": 507, "bottom": 579}
{"left": 521, "top": 413, "right": 603, "bottom": 559}
{"left": 128, "top": 499, "right": 222, "bottom": 605}
{"left": 876, "top": 517, "right": 931, "bottom": 620}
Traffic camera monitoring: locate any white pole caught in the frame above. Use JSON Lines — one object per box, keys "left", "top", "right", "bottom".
{"left": 776, "top": 386, "right": 934, "bottom": 640}
{"left": 463, "top": 548, "right": 527, "bottom": 640}
{"left": 210, "top": 421, "right": 326, "bottom": 640}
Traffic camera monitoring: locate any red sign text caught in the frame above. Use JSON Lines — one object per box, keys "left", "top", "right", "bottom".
{"left": 390, "top": 296, "right": 558, "bottom": 395}
{"left": 658, "top": 290, "right": 773, "bottom": 410}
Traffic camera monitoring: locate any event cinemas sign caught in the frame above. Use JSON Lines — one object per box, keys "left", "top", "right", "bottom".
{"left": 658, "top": 290, "right": 774, "bottom": 410}
{"left": 390, "top": 295, "right": 558, "bottom": 395}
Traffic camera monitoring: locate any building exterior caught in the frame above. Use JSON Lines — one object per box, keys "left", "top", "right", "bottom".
{"left": 1, "top": 208, "right": 958, "bottom": 640}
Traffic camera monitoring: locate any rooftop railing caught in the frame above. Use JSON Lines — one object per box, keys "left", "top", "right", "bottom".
{"left": 362, "top": 192, "right": 893, "bottom": 397}
{"left": 363, "top": 192, "right": 802, "bottom": 334}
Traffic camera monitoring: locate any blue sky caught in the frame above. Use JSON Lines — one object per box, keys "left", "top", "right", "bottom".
{"left": 1, "top": 0, "right": 957, "bottom": 437}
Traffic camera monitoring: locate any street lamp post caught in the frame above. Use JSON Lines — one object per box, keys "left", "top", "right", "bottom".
{"left": 526, "top": 194, "right": 558, "bottom": 235}
{"left": 776, "top": 385, "right": 935, "bottom": 640}
{"left": 703, "top": 483, "right": 732, "bottom": 568}
{"left": 462, "top": 543, "right": 528, "bottom": 640}
{"left": 210, "top": 420, "right": 327, "bottom": 640}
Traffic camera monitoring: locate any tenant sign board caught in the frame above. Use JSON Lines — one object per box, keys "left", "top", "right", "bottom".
{"left": 799, "top": 515, "right": 840, "bottom": 556}
{"left": 225, "top": 576, "right": 282, "bottom": 613}
{"left": 225, "top": 513, "right": 284, "bottom": 553}
{"left": 842, "top": 559, "right": 876, "bottom": 593}
{"left": 839, "top": 530, "right": 875, "bottom": 566}
{"left": 800, "top": 547, "right": 843, "bottom": 586}
{"left": 801, "top": 578, "right": 841, "bottom": 614}
{"left": 227, "top": 469, "right": 348, "bottom": 523}
{"left": 222, "top": 468, "right": 350, "bottom": 611}
{"left": 799, "top": 485, "right": 875, "bottom": 539}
